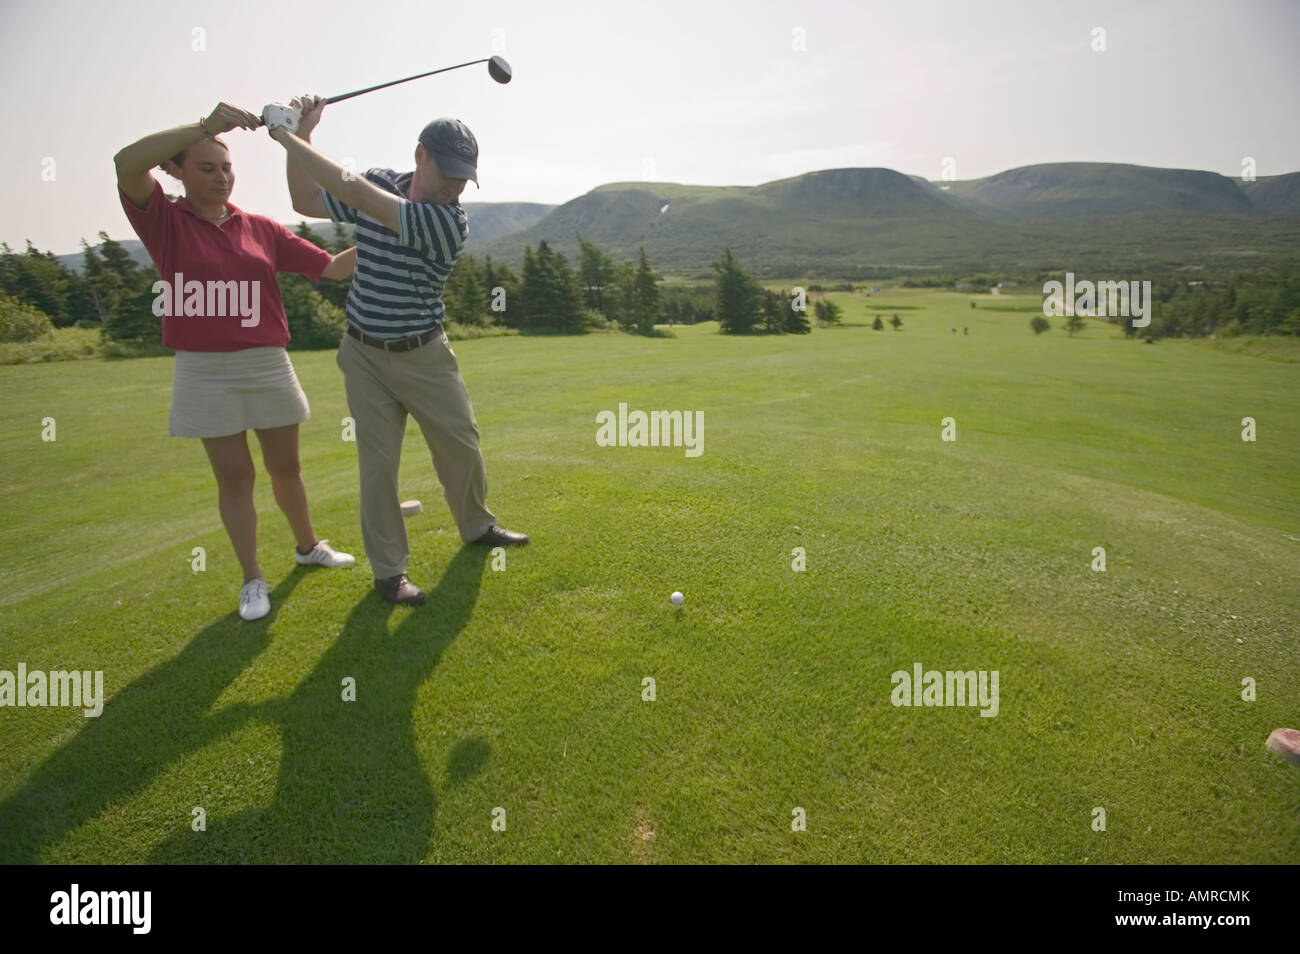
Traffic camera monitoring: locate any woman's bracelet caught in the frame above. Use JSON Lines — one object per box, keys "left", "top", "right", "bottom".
{"left": 198, "top": 116, "right": 211, "bottom": 136}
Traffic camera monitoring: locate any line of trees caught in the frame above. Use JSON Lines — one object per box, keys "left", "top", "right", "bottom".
{"left": 4, "top": 225, "right": 849, "bottom": 351}
{"left": 437, "top": 239, "right": 810, "bottom": 335}
{"left": 0, "top": 235, "right": 140, "bottom": 330}
{"left": 1110, "top": 270, "right": 1300, "bottom": 339}
{"left": 935, "top": 267, "right": 1300, "bottom": 339}
{"left": 1022, "top": 270, "right": 1300, "bottom": 339}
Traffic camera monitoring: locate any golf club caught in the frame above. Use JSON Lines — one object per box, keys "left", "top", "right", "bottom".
{"left": 256, "top": 55, "right": 511, "bottom": 126}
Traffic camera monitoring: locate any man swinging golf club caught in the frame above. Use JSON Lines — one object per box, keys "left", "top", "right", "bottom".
{"left": 265, "top": 96, "right": 527, "bottom": 606}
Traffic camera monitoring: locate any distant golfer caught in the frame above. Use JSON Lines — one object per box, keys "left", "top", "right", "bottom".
{"left": 264, "top": 96, "right": 527, "bottom": 607}
{"left": 114, "top": 102, "right": 358, "bottom": 622}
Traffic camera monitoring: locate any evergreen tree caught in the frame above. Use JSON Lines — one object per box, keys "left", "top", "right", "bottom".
{"left": 64, "top": 272, "right": 101, "bottom": 326}
{"left": 104, "top": 283, "right": 162, "bottom": 343}
{"left": 521, "top": 241, "right": 584, "bottom": 332}
{"left": 294, "top": 222, "right": 324, "bottom": 248}
{"left": 331, "top": 222, "right": 350, "bottom": 253}
{"left": 606, "top": 259, "right": 638, "bottom": 330}
{"left": 760, "top": 288, "right": 787, "bottom": 333}
{"left": 541, "top": 242, "right": 585, "bottom": 333}
{"left": 445, "top": 253, "right": 488, "bottom": 326}
{"left": 872, "top": 315, "right": 884, "bottom": 330}
{"left": 482, "top": 256, "right": 517, "bottom": 326}
{"left": 814, "top": 298, "right": 842, "bottom": 327}
{"left": 15, "top": 241, "right": 69, "bottom": 325}
{"left": 81, "top": 238, "right": 122, "bottom": 322}
{"left": 576, "top": 233, "right": 617, "bottom": 314}
{"left": 457, "top": 268, "right": 489, "bottom": 326}
{"left": 483, "top": 254, "right": 499, "bottom": 307}
{"left": 516, "top": 246, "right": 541, "bottom": 329}
{"left": 97, "top": 232, "right": 141, "bottom": 292}
{"left": 631, "top": 247, "right": 661, "bottom": 334}
{"left": 712, "top": 249, "right": 761, "bottom": 334}
{"left": 786, "top": 294, "right": 811, "bottom": 334}
{"left": 0, "top": 243, "right": 16, "bottom": 299}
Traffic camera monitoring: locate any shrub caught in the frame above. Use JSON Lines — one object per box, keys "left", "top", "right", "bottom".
{"left": 583, "top": 308, "right": 612, "bottom": 330}
{"left": 0, "top": 326, "right": 103, "bottom": 364}
{"left": 281, "top": 275, "right": 345, "bottom": 350}
{"left": 0, "top": 294, "right": 55, "bottom": 343}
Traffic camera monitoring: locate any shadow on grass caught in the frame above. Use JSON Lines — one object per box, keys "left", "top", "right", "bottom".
{"left": 0, "top": 546, "right": 490, "bottom": 864}
{"left": 0, "top": 573, "right": 302, "bottom": 862}
{"left": 513, "top": 327, "right": 582, "bottom": 337}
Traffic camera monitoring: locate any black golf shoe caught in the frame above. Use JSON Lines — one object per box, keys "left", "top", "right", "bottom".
{"left": 374, "top": 574, "right": 427, "bottom": 605}
{"left": 472, "top": 525, "right": 529, "bottom": 546}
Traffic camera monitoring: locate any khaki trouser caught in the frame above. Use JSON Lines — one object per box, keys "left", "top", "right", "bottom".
{"left": 336, "top": 327, "right": 496, "bottom": 579}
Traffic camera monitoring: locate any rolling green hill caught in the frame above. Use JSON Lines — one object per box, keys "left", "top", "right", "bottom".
{"left": 1240, "top": 172, "right": 1300, "bottom": 217}
{"left": 934, "top": 162, "right": 1257, "bottom": 219}
{"left": 482, "top": 164, "right": 1300, "bottom": 277}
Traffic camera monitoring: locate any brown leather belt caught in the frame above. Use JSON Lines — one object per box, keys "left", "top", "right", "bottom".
{"left": 346, "top": 323, "right": 440, "bottom": 352}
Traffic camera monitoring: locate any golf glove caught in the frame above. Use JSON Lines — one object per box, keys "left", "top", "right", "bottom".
{"left": 261, "top": 103, "right": 301, "bottom": 133}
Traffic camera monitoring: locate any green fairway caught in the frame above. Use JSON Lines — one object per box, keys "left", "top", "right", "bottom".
{"left": 1, "top": 289, "right": 1297, "bottom": 863}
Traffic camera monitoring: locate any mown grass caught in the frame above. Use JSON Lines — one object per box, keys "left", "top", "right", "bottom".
{"left": 0, "top": 290, "right": 1296, "bottom": 863}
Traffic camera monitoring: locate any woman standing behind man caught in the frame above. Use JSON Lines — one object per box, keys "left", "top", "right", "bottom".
{"left": 114, "top": 102, "right": 357, "bottom": 621}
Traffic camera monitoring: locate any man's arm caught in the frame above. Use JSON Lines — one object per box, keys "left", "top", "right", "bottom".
{"left": 284, "top": 96, "right": 328, "bottom": 218}
{"left": 269, "top": 126, "right": 402, "bottom": 234}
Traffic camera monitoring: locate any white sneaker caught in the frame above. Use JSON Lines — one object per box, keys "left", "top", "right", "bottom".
{"left": 295, "top": 539, "right": 356, "bottom": 568}
{"left": 238, "top": 578, "right": 270, "bottom": 621}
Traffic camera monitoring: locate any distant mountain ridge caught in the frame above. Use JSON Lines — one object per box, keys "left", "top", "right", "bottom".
{"left": 54, "top": 163, "right": 1300, "bottom": 276}
{"left": 1239, "top": 173, "right": 1300, "bottom": 217}
{"left": 920, "top": 162, "right": 1259, "bottom": 218}
{"left": 479, "top": 162, "right": 1300, "bottom": 275}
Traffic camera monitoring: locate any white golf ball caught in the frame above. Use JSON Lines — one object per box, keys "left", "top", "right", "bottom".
{"left": 670, "top": 591, "right": 684, "bottom": 607}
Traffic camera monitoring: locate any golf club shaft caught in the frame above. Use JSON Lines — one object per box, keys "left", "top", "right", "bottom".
{"left": 253, "top": 57, "right": 496, "bottom": 126}
{"left": 324, "top": 59, "right": 489, "bottom": 105}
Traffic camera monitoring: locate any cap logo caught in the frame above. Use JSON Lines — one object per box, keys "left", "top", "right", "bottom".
{"left": 453, "top": 138, "right": 474, "bottom": 156}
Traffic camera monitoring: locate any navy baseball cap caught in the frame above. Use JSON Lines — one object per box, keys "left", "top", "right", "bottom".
{"left": 419, "top": 118, "right": 479, "bottom": 187}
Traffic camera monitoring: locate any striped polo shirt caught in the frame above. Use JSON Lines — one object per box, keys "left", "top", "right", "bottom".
{"left": 321, "top": 168, "right": 467, "bottom": 338}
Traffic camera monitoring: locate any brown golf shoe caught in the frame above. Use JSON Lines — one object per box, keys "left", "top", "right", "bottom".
{"left": 374, "top": 574, "right": 427, "bottom": 605}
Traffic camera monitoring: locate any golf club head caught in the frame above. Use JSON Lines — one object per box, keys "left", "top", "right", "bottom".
{"left": 488, "top": 56, "right": 512, "bottom": 84}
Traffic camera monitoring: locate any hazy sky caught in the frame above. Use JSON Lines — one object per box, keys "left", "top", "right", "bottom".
{"left": 1, "top": 0, "right": 1296, "bottom": 253}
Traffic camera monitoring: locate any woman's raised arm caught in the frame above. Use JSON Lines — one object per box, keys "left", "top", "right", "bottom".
{"left": 113, "top": 102, "right": 261, "bottom": 207}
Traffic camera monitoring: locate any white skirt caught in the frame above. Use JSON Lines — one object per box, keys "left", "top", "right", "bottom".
{"left": 170, "top": 346, "right": 311, "bottom": 438}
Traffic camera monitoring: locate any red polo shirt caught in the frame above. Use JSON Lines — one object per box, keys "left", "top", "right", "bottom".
{"left": 119, "top": 179, "right": 333, "bottom": 351}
